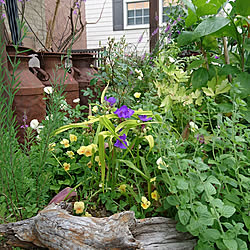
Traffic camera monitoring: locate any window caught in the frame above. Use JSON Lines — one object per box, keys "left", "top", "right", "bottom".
{"left": 126, "top": 1, "right": 149, "bottom": 26}
{"left": 162, "top": 0, "right": 178, "bottom": 23}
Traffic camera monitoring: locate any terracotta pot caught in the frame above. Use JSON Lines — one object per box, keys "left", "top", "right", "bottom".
{"left": 7, "top": 55, "right": 46, "bottom": 141}
{"left": 72, "top": 53, "right": 103, "bottom": 107}
{"left": 38, "top": 52, "right": 79, "bottom": 108}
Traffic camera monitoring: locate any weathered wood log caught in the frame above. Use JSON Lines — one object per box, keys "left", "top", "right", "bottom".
{"left": 0, "top": 203, "right": 196, "bottom": 249}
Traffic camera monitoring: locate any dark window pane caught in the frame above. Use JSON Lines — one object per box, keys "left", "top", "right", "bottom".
{"left": 144, "top": 16, "right": 149, "bottom": 24}
{"left": 128, "top": 18, "right": 134, "bottom": 25}
{"left": 128, "top": 10, "right": 134, "bottom": 17}
{"left": 136, "top": 17, "right": 142, "bottom": 24}
{"left": 144, "top": 8, "right": 149, "bottom": 16}
{"left": 136, "top": 9, "right": 142, "bottom": 16}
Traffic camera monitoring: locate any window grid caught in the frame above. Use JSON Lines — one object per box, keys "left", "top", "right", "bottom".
{"left": 127, "top": 1, "right": 149, "bottom": 26}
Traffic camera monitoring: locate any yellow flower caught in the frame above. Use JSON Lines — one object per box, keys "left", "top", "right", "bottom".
{"left": 134, "top": 92, "right": 141, "bottom": 98}
{"left": 141, "top": 196, "right": 148, "bottom": 204}
{"left": 118, "top": 184, "right": 126, "bottom": 193}
{"left": 95, "top": 156, "right": 101, "bottom": 166}
{"left": 60, "top": 139, "right": 70, "bottom": 148}
{"left": 74, "top": 201, "right": 85, "bottom": 214}
{"left": 85, "top": 211, "right": 92, "bottom": 217}
{"left": 150, "top": 177, "right": 156, "bottom": 183}
{"left": 151, "top": 190, "right": 160, "bottom": 201}
{"left": 84, "top": 145, "right": 93, "bottom": 157}
{"left": 90, "top": 144, "right": 98, "bottom": 152}
{"left": 66, "top": 151, "right": 75, "bottom": 159}
{"left": 77, "top": 146, "right": 86, "bottom": 155}
{"left": 87, "top": 161, "right": 92, "bottom": 168}
{"left": 141, "top": 196, "right": 151, "bottom": 209}
{"left": 63, "top": 162, "right": 70, "bottom": 171}
{"left": 69, "top": 134, "right": 77, "bottom": 142}
{"left": 49, "top": 143, "right": 56, "bottom": 151}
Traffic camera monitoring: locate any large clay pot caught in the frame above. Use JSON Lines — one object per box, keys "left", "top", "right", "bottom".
{"left": 7, "top": 55, "right": 46, "bottom": 141}
{"left": 38, "top": 52, "right": 79, "bottom": 108}
{"left": 71, "top": 53, "right": 103, "bottom": 107}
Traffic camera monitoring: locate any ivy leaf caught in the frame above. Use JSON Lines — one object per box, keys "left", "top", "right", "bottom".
{"left": 178, "top": 209, "right": 191, "bottom": 225}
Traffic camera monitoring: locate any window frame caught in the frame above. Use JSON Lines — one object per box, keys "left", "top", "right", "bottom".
{"left": 123, "top": 0, "right": 177, "bottom": 30}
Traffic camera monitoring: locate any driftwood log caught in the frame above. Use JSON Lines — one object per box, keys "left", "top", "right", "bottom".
{"left": 0, "top": 202, "right": 196, "bottom": 249}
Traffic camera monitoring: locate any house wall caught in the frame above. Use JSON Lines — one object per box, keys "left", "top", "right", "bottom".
{"left": 85, "top": 0, "right": 150, "bottom": 55}
{"left": 4, "top": 0, "right": 86, "bottom": 51}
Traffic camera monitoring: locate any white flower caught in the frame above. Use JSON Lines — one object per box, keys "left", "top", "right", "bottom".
{"left": 138, "top": 76, "right": 142, "bottom": 81}
{"left": 45, "top": 114, "right": 53, "bottom": 121}
{"left": 156, "top": 157, "right": 164, "bottom": 166}
{"left": 36, "top": 125, "right": 44, "bottom": 134}
{"left": 60, "top": 104, "right": 67, "bottom": 110}
{"left": 189, "top": 121, "right": 198, "bottom": 132}
{"left": 92, "top": 106, "right": 98, "bottom": 113}
{"left": 30, "top": 119, "right": 39, "bottom": 130}
{"left": 73, "top": 98, "right": 80, "bottom": 103}
{"left": 168, "top": 56, "right": 175, "bottom": 63}
{"left": 44, "top": 86, "right": 53, "bottom": 94}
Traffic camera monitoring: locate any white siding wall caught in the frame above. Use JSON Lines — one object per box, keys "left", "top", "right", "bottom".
{"left": 85, "top": 0, "right": 150, "bottom": 54}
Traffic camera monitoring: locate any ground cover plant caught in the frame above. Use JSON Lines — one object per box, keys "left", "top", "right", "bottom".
{"left": 0, "top": 0, "right": 249, "bottom": 249}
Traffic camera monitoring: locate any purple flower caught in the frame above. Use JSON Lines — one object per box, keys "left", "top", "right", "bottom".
{"left": 177, "top": 16, "right": 181, "bottom": 21}
{"left": 155, "top": 15, "right": 159, "bottom": 21}
{"left": 114, "top": 134, "right": 128, "bottom": 149}
{"left": 152, "top": 27, "right": 159, "bottom": 36}
{"left": 138, "top": 115, "right": 152, "bottom": 122}
{"left": 0, "top": 0, "right": 5, "bottom": 4}
{"left": 165, "top": 24, "right": 171, "bottom": 33}
{"left": 141, "top": 53, "right": 146, "bottom": 60}
{"left": 20, "top": 125, "right": 29, "bottom": 129}
{"left": 172, "top": 20, "right": 177, "bottom": 25}
{"left": 129, "top": 70, "right": 133, "bottom": 75}
{"left": 214, "top": 55, "right": 220, "bottom": 59}
{"left": 177, "top": 30, "right": 181, "bottom": 34}
{"left": 104, "top": 96, "right": 117, "bottom": 106}
{"left": 138, "top": 33, "right": 144, "bottom": 44}
{"left": 196, "top": 134, "right": 205, "bottom": 144}
{"left": 114, "top": 105, "right": 134, "bottom": 119}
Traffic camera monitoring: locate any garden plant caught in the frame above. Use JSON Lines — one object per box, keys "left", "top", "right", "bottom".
{"left": 0, "top": 0, "right": 249, "bottom": 249}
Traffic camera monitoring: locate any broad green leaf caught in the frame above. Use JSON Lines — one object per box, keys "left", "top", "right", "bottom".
{"left": 166, "top": 195, "right": 180, "bottom": 206}
{"left": 176, "top": 177, "right": 189, "bottom": 190}
{"left": 182, "top": 0, "right": 196, "bottom": 13}
{"left": 223, "top": 239, "right": 237, "bottom": 250}
{"left": 204, "top": 182, "right": 217, "bottom": 195}
{"left": 202, "top": 87, "right": 215, "bottom": 97}
{"left": 115, "top": 120, "right": 138, "bottom": 133}
{"left": 207, "top": 176, "right": 221, "bottom": 185}
{"left": 99, "top": 116, "right": 115, "bottom": 134}
{"left": 185, "top": 8, "right": 198, "bottom": 27}
{"left": 242, "top": 214, "right": 250, "bottom": 229}
{"left": 187, "top": 59, "right": 205, "bottom": 70}
{"left": 212, "top": 198, "right": 224, "bottom": 208}
{"left": 177, "top": 31, "right": 200, "bottom": 46}
{"left": 196, "top": 0, "right": 227, "bottom": 16}
{"left": 219, "top": 205, "right": 236, "bottom": 218}
{"left": 178, "top": 209, "right": 190, "bottom": 225}
{"left": 144, "top": 135, "right": 154, "bottom": 152}
{"left": 191, "top": 68, "right": 209, "bottom": 89}
{"left": 194, "top": 17, "right": 230, "bottom": 37}
{"left": 215, "top": 80, "right": 231, "bottom": 95}
{"left": 118, "top": 159, "right": 150, "bottom": 181}
{"left": 236, "top": 0, "right": 250, "bottom": 16}
{"left": 234, "top": 72, "right": 250, "bottom": 98}
{"left": 140, "top": 157, "right": 150, "bottom": 178}
{"left": 203, "top": 229, "right": 221, "bottom": 241}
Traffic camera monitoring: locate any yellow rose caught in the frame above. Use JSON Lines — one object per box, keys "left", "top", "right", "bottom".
{"left": 69, "top": 134, "right": 77, "bottom": 142}
{"left": 63, "top": 162, "right": 70, "bottom": 171}
{"left": 74, "top": 201, "right": 85, "bottom": 214}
